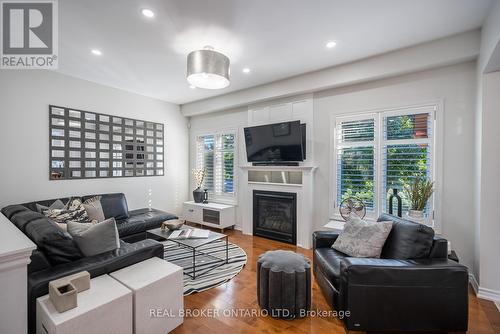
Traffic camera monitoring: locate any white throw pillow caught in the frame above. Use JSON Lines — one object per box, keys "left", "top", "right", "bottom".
{"left": 332, "top": 215, "right": 393, "bottom": 258}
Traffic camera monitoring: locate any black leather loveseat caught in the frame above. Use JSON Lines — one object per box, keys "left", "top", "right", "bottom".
{"left": 313, "top": 214, "right": 469, "bottom": 332}
{"left": 1, "top": 193, "right": 178, "bottom": 334}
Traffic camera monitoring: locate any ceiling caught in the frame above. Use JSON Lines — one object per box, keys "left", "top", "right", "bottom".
{"left": 57, "top": 0, "right": 492, "bottom": 105}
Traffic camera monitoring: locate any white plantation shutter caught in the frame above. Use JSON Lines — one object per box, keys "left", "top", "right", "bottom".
{"left": 381, "top": 107, "right": 434, "bottom": 216}
{"left": 334, "top": 104, "right": 436, "bottom": 222}
{"left": 335, "top": 115, "right": 377, "bottom": 213}
{"left": 196, "top": 131, "right": 236, "bottom": 196}
{"left": 196, "top": 135, "right": 214, "bottom": 191}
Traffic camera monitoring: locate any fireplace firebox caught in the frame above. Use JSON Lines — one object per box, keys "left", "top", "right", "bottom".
{"left": 253, "top": 190, "right": 297, "bottom": 245}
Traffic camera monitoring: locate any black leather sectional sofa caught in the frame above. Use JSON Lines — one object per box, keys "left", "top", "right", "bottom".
{"left": 1, "top": 193, "right": 177, "bottom": 334}
{"left": 313, "top": 214, "right": 469, "bottom": 332}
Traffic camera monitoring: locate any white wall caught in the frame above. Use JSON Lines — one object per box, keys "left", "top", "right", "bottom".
{"left": 0, "top": 70, "right": 189, "bottom": 215}
{"left": 472, "top": 0, "right": 500, "bottom": 300}
{"left": 181, "top": 30, "right": 479, "bottom": 116}
{"left": 478, "top": 71, "right": 500, "bottom": 299}
{"left": 188, "top": 62, "right": 478, "bottom": 271}
{"left": 188, "top": 107, "right": 248, "bottom": 229}
{"left": 313, "top": 62, "right": 477, "bottom": 270}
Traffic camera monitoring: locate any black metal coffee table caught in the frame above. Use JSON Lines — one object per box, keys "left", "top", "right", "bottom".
{"left": 147, "top": 227, "right": 228, "bottom": 279}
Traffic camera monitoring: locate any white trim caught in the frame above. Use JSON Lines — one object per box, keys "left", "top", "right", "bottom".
{"left": 469, "top": 273, "right": 479, "bottom": 295}
{"left": 477, "top": 287, "right": 500, "bottom": 304}
{"left": 329, "top": 101, "right": 444, "bottom": 232}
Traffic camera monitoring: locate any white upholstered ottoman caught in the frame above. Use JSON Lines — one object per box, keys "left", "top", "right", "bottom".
{"left": 110, "top": 257, "right": 184, "bottom": 334}
{"left": 36, "top": 274, "right": 132, "bottom": 334}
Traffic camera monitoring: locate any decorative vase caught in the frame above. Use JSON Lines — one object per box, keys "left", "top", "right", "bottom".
{"left": 388, "top": 188, "right": 402, "bottom": 217}
{"left": 193, "top": 187, "right": 204, "bottom": 203}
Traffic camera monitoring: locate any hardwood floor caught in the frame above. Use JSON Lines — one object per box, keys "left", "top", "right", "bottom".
{"left": 172, "top": 229, "right": 500, "bottom": 334}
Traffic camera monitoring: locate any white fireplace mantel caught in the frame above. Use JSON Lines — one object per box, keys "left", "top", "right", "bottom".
{"left": 239, "top": 165, "right": 318, "bottom": 249}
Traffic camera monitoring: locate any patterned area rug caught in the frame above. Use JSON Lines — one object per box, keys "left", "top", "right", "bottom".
{"left": 162, "top": 240, "right": 247, "bottom": 295}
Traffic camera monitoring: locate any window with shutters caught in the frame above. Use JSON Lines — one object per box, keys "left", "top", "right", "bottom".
{"left": 195, "top": 131, "right": 236, "bottom": 197}
{"left": 333, "top": 105, "right": 436, "bottom": 222}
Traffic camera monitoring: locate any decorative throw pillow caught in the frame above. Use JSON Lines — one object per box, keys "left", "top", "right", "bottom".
{"left": 332, "top": 216, "right": 393, "bottom": 258}
{"left": 43, "top": 198, "right": 90, "bottom": 225}
{"left": 67, "top": 218, "right": 120, "bottom": 257}
{"left": 36, "top": 199, "right": 66, "bottom": 214}
{"left": 82, "top": 196, "right": 105, "bottom": 222}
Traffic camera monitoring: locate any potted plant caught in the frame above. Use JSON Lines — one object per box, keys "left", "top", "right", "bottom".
{"left": 192, "top": 168, "right": 206, "bottom": 203}
{"left": 403, "top": 176, "right": 434, "bottom": 222}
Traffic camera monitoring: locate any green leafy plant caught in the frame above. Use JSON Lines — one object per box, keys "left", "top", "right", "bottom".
{"left": 404, "top": 176, "right": 434, "bottom": 211}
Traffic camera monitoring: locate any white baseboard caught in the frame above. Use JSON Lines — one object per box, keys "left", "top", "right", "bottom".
{"left": 469, "top": 274, "right": 479, "bottom": 294}
{"left": 469, "top": 273, "right": 500, "bottom": 305}
{"left": 477, "top": 286, "right": 500, "bottom": 304}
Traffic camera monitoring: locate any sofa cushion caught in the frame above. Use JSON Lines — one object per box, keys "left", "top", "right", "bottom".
{"left": 10, "top": 209, "right": 45, "bottom": 232}
{"left": 21, "top": 198, "right": 72, "bottom": 213}
{"left": 1, "top": 204, "right": 30, "bottom": 220}
{"left": 83, "top": 193, "right": 129, "bottom": 220}
{"left": 128, "top": 208, "right": 177, "bottom": 230}
{"left": 314, "top": 248, "right": 349, "bottom": 289}
{"left": 378, "top": 213, "right": 435, "bottom": 259}
{"left": 24, "top": 217, "right": 83, "bottom": 265}
{"left": 116, "top": 216, "right": 147, "bottom": 237}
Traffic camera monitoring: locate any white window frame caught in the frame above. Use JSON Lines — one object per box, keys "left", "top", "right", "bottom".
{"left": 193, "top": 128, "right": 238, "bottom": 203}
{"left": 330, "top": 102, "right": 443, "bottom": 232}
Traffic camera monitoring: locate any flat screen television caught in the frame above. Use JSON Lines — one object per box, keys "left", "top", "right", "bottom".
{"left": 244, "top": 121, "right": 305, "bottom": 163}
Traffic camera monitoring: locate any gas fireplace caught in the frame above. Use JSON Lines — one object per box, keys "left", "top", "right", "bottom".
{"left": 253, "top": 190, "right": 297, "bottom": 244}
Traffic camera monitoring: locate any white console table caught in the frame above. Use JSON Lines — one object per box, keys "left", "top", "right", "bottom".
{"left": 182, "top": 201, "right": 236, "bottom": 231}
{"left": 0, "top": 213, "right": 36, "bottom": 334}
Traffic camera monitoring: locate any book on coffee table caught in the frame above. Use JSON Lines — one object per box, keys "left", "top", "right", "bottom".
{"left": 167, "top": 228, "right": 210, "bottom": 240}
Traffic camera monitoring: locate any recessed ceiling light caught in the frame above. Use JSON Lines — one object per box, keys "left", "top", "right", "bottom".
{"left": 242, "top": 68, "right": 251, "bottom": 73}
{"left": 326, "top": 41, "right": 337, "bottom": 48}
{"left": 141, "top": 8, "right": 155, "bottom": 18}
{"left": 91, "top": 49, "right": 102, "bottom": 56}
{"left": 189, "top": 85, "right": 196, "bottom": 89}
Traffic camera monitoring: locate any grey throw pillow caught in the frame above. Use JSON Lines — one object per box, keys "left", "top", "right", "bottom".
{"left": 82, "top": 196, "right": 105, "bottom": 222}
{"left": 36, "top": 199, "right": 66, "bottom": 214}
{"left": 332, "top": 216, "right": 393, "bottom": 258}
{"left": 67, "top": 218, "right": 120, "bottom": 257}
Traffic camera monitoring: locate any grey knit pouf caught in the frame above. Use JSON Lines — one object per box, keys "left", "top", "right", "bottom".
{"left": 257, "top": 250, "right": 311, "bottom": 318}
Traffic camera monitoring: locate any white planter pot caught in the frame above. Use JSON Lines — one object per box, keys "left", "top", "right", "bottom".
{"left": 406, "top": 210, "right": 426, "bottom": 224}
{"left": 408, "top": 210, "right": 424, "bottom": 219}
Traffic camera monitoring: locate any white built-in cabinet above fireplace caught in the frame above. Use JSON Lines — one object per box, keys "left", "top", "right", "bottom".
{"left": 239, "top": 95, "right": 317, "bottom": 249}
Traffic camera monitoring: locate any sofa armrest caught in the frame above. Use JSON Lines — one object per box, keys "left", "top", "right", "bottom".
{"left": 340, "top": 257, "right": 468, "bottom": 286}
{"left": 429, "top": 236, "right": 448, "bottom": 259}
{"left": 28, "top": 249, "right": 51, "bottom": 274}
{"left": 27, "top": 239, "right": 163, "bottom": 334}
{"left": 313, "top": 231, "right": 340, "bottom": 249}
{"left": 338, "top": 257, "right": 469, "bottom": 331}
